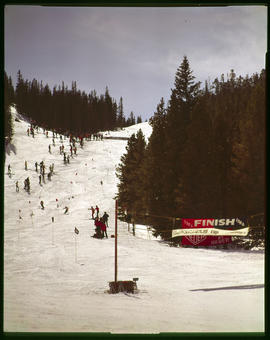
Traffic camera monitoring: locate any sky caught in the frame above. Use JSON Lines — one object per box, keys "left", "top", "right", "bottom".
{"left": 4, "top": 5, "right": 267, "bottom": 121}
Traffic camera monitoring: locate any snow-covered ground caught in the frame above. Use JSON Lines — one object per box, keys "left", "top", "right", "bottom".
{"left": 4, "top": 107, "right": 264, "bottom": 333}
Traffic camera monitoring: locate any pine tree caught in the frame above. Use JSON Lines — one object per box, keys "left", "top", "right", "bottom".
{"left": 116, "top": 129, "right": 146, "bottom": 217}
{"left": 117, "top": 97, "right": 125, "bottom": 128}
{"left": 143, "top": 98, "right": 167, "bottom": 216}
{"left": 4, "top": 72, "right": 14, "bottom": 142}
{"left": 136, "top": 115, "right": 142, "bottom": 124}
{"left": 162, "top": 56, "right": 201, "bottom": 214}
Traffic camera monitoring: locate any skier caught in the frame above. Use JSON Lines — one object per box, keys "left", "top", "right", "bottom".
{"left": 8, "top": 164, "right": 11, "bottom": 177}
{"left": 64, "top": 206, "right": 69, "bottom": 214}
{"left": 40, "top": 161, "right": 44, "bottom": 174}
{"left": 102, "top": 212, "right": 109, "bottom": 228}
{"left": 95, "top": 205, "right": 99, "bottom": 218}
{"left": 49, "top": 145, "right": 51, "bottom": 153}
{"left": 93, "top": 218, "right": 102, "bottom": 239}
{"left": 26, "top": 177, "right": 30, "bottom": 193}
{"left": 91, "top": 206, "right": 95, "bottom": 219}
{"left": 35, "top": 162, "right": 38, "bottom": 172}
{"left": 25, "top": 160, "right": 28, "bottom": 170}
{"left": 39, "top": 175, "right": 42, "bottom": 185}
{"left": 100, "top": 218, "right": 108, "bottom": 238}
{"left": 40, "top": 201, "right": 45, "bottom": 210}
{"left": 16, "top": 181, "right": 19, "bottom": 192}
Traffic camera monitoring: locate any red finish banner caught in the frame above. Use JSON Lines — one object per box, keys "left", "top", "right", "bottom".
{"left": 181, "top": 219, "right": 232, "bottom": 246}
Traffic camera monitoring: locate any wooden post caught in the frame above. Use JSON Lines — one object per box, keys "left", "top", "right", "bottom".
{"left": 115, "top": 199, "right": 118, "bottom": 283}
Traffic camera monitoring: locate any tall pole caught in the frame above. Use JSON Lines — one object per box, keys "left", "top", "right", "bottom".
{"left": 115, "top": 199, "right": 118, "bottom": 283}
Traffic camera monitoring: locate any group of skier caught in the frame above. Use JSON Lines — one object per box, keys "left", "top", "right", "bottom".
{"left": 27, "top": 125, "right": 36, "bottom": 138}
{"left": 90, "top": 205, "right": 109, "bottom": 239}
{"left": 93, "top": 212, "right": 109, "bottom": 239}
{"left": 9, "top": 124, "right": 111, "bottom": 241}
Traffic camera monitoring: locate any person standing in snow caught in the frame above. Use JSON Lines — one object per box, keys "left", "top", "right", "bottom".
{"left": 102, "top": 212, "right": 109, "bottom": 228}
{"left": 93, "top": 218, "right": 102, "bottom": 239}
{"left": 40, "top": 161, "right": 44, "bottom": 174}
{"left": 48, "top": 145, "right": 51, "bottom": 153}
{"left": 95, "top": 205, "right": 99, "bottom": 218}
{"left": 16, "top": 181, "right": 19, "bottom": 192}
{"left": 40, "top": 201, "right": 44, "bottom": 210}
{"left": 100, "top": 218, "right": 108, "bottom": 238}
{"left": 39, "top": 175, "right": 42, "bottom": 185}
{"left": 35, "top": 162, "right": 38, "bottom": 172}
{"left": 64, "top": 206, "right": 69, "bottom": 214}
{"left": 25, "top": 160, "right": 28, "bottom": 170}
{"left": 27, "top": 177, "right": 30, "bottom": 193}
{"left": 90, "top": 206, "right": 95, "bottom": 219}
{"left": 8, "top": 164, "right": 12, "bottom": 177}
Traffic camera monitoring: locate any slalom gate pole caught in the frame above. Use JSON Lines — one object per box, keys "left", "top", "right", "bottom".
{"left": 115, "top": 199, "right": 118, "bottom": 283}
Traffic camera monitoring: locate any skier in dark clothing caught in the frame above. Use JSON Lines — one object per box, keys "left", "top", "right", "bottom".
{"left": 102, "top": 212, "right": 109, "bottom": 227}
{"left": 40, "top": 201, "right": 44, "bottom": 210}
{"left": 90, "top": 206, "right": 95, "bottom": 219}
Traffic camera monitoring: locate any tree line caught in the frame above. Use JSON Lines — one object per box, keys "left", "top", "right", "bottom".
{"left": 116, "top": 56, "right": 265, "bottom": 243}
{"left": 4, "top": 72, "right": 15, "bottom": 143}
{"left": 4, "top": 70, "right": 142, "bottom": 140}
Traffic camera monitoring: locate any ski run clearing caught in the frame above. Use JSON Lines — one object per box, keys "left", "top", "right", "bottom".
{"left": 4, "top": 106, "right": 264, "bottom": 334}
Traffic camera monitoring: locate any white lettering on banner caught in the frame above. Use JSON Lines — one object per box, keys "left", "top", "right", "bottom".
{"left": 172, "top": 227, "right": 249, "bottom": 238}
{"left": 193, "top": 218, "right": 241, "bottom": 227}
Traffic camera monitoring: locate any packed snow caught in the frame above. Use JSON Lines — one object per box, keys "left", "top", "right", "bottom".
{"left": 4, "top": 106, "right": 264, "bottom": 333}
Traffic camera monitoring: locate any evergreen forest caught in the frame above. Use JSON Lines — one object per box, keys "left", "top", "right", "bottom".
{"left": 116, "top": 56, "right": 265, "bottom": 243}
{"left": 4, "top": 70, "right": 142, "bottom": 142}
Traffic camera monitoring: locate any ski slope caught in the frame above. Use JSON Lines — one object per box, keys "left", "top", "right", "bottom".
{"left": 4, "top": 107, "right": 264, "bottom": 333}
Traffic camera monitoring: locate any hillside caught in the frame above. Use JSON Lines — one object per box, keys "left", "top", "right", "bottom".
{"left": 4, "top": 107, "right": 264, "bottom": 333}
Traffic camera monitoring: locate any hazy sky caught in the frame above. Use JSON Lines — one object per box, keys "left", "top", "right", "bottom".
{"left": 4, "top": 5, "right": 267, "bottom": 120}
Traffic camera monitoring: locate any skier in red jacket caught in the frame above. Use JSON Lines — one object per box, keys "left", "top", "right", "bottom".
{"left": 100, "top": 218, "right": 108, "bottom": 238}
{"left": 95, "top": 205, "right": 99, "bottom": 218}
